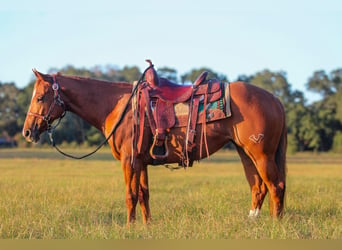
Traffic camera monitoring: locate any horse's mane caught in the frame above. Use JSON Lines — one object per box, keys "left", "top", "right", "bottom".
{"left": 34, "top": 69, "right": 132, "bottom": 88}
{"left": 62, "top": 74, "right": 131, "bottom": 87}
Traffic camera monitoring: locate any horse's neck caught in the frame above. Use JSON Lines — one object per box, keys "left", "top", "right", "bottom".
{"left": 60, "top": 76, "right": 131, "bottom": 132}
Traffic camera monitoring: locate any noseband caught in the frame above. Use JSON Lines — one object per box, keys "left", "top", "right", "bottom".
{"left": 28, "top": 74, "right": 66, "bottom": 130}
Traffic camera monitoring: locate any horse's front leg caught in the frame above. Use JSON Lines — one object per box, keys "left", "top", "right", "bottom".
{"left": 139, "top": 163, "right": 151, "bottom": 224}
{"left": 121, "top": 155, "right": 141, "bottom": 226}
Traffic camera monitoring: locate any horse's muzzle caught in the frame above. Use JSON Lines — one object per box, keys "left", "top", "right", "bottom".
{"left": 22, "top": 127, "right": 40, "bottom": 143}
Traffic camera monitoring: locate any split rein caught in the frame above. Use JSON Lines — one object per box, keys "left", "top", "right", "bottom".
{"left": 36, "top": 66, "right": 153, "bottom": 160}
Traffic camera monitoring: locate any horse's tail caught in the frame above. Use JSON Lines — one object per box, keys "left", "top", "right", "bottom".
{"left": 275, "top": 107, "right": 287, "bottom": 187}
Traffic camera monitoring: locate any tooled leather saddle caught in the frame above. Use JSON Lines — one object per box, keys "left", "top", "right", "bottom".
{"left": 133, "top": 60, "right": 230, "bottom": 167}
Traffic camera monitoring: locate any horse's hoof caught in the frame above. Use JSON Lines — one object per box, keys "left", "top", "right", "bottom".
{"left": 248, "top": 208, "right": 260, "bottom": 219}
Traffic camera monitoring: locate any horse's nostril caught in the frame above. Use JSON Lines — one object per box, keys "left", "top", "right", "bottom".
{"left": 24, "top": 129, "right": 31, "bottom": 138}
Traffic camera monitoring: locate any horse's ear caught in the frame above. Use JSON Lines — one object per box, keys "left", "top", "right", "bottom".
{"left": 32, "top": 68, "right": 43, "bottom": 79}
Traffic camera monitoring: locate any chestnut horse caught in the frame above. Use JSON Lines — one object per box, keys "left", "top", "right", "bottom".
{"left": 22, "top": 70, "right": 287, "bottom": 225}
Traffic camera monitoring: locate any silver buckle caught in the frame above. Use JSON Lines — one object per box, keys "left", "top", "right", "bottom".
{"left": 52, "top": 83, "right": 59, "bottom": 90}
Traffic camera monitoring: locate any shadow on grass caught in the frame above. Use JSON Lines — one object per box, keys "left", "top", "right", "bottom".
{"left": 0, "top": 148, "right": 115, "bottom": 161}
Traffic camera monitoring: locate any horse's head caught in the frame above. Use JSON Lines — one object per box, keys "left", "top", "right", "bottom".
{"left": 22, "top": 70, "right": 65, "bottom": 143}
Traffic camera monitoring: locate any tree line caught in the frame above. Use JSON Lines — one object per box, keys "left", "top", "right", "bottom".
{"left": 0, "top": 64, "right": 341, "bottom": 153}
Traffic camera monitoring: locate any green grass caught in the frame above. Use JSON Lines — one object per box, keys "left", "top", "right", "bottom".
{"left": 0, "top": 148, "right": 341, "bottom": 239}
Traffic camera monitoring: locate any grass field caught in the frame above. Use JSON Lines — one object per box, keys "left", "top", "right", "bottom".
{"left": 0, "top": 148, "right": 341, "bottom": 239}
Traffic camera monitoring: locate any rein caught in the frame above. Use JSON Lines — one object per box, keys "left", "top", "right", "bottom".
{"left": 43, "top": 65, "right": 153, "bottom": 160}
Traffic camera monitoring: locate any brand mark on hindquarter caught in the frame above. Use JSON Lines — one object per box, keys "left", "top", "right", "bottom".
{"left": 249, "top": 134, "right": 264, "bottom": 144}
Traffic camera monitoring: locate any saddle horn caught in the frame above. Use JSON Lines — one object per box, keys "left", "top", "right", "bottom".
{"left": 145, "top": 59, "right": 160, "bottom": 87}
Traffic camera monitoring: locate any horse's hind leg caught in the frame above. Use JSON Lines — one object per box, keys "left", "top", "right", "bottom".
{"left": 236, "top": 146, "right": 267, "bottom": 218}
{"left": 253, "top": 155, "right": 286, "bottom": 218}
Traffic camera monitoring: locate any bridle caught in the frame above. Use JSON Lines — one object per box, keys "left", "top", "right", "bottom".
{"left": 25, "top": 64, "right": 154, "bottom": 160}
{"left": 27, "top": 74, "right": 66, "bottom": 131}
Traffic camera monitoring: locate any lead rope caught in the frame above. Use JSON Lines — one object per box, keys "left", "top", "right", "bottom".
{"left": 48, "top": 65, "right": 153, "bottom": 159}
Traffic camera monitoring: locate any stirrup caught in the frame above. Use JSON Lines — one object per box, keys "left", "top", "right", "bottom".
{"left": 150, "top": 136, "right": 169, "bottom": 160}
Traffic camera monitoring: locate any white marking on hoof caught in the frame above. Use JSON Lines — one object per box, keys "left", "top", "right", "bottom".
{"left": 248, "top": 208, "right": 260, "bottom": 218}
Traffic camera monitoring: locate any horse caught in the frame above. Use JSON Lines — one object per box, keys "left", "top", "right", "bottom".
{"left": 22, "top": 69, "right": 287, "bottom": 226}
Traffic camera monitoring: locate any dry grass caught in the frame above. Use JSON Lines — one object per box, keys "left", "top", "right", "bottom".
{"left": 0, "top": 148, "right": 341, "bottom": 239}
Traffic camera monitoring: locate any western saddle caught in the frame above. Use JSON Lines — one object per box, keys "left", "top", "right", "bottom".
{"left": 133, "top": 60, "right": 225, "bottom": 167}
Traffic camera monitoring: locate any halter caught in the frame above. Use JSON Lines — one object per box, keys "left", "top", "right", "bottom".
{"left": 28, "top": 74, "right": 66, "bottom": 130}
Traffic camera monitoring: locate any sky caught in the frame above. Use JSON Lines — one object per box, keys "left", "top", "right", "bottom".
{"left": 1, "top": 0, "right": 341, "bottom": 102}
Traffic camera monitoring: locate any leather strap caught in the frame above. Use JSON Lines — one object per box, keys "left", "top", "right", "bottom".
{"left": 142, "top": 86, "right": 157, "bottom": 134}
{"left": 183, "top": 94, "right": 200, "bottom": 167}
{"left": 200, "top": 84, "right": 210, "bottom": 159}
{"left": 136, "top": 85, "right": 146, "bottom": 154}
{"left": 188, "top": 97, "right": 200, "bottom": 151}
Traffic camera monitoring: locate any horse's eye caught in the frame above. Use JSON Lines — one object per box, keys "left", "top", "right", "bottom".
{"left": 37, "top": 96, "right": 44, "bottom": 102}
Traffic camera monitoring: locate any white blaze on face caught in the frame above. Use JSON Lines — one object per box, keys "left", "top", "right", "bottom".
{"left": 31, "top": 87, "right": 37, "bottom": 101}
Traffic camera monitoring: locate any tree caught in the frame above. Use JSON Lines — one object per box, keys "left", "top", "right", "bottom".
{"left": 119, "top": 66, "right": 141, "bottom": 83}
{"left": 285, "top": 91, "right": 321, "bottom": 151}
{"left": 236, "top": 74, "right": 252, "bottom": 83}
{"left": 16, "top": 81, "right": 35, "bottom": 125}
{"left": 157, "top": 67, "right": 178, "bottom": 82}
{"left": 306, "top": 70, "right": 342, "bottom": 98}
{"left": 249, "top": 70, "right": 293, "bottom": 105}
{"left": 0, "top": 82, "right": 21, "bottom": 137}
{"left": 306, "top": 69, "right": 342, "bottom": 151}
{"left": 181, "top": 68, "right": 228, "bottom": 84}
{"left": 332, "top": 131, "right": 342, "bottom": 153}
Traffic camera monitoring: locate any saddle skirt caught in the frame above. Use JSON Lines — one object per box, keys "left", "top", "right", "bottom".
{"left": 132, "top": 78, "right": 231, "bottom": 167}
